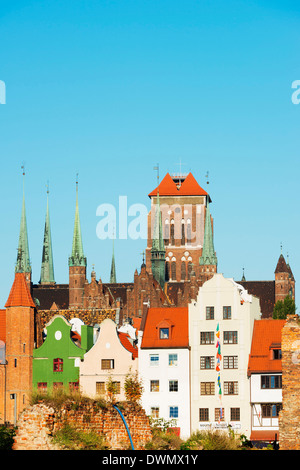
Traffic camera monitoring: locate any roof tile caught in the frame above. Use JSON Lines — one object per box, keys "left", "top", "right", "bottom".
{"left": 5, "top": 273, "right": 35, "bottom": 308}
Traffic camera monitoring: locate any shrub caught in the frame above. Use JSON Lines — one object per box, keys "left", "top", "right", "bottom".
{"left": 0, "top": 425, "right": 16, "bottom": 450}
{"left": 181, "top": 429, "right": 241, "bottom": 450}
{"left": 52, "top": 423, "right": 109, "bottom": 450}
{"left": 124, "top": 370, "right": 144, "bottom": 403}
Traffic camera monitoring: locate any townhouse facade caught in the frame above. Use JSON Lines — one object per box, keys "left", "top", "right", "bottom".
{"left": 138, "top": 307, "right": 190, "bottom": 439}
{"left": 188, "top": 273, "right": 261, "bottom": 438}
{"left": 247, "top": 319, "right": 285, "bottom": 444}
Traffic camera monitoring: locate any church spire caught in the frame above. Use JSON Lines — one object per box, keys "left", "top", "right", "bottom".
{"left": 40, "top": 184, "right": 55, "bottom": 284}
{"left": 15, "top": 166, "right": 31, "bottom": 275}
{"left": 151, "top": 167, "right": 166, "bottom": 289}
{"left": 110, "top": 238, "right": 116, "bottom": 283}
{"left": 68, "top": 176, "right": 86, "bottom": 267}
{"left": 199, "top": 197, "right": 218, "bottom": 267}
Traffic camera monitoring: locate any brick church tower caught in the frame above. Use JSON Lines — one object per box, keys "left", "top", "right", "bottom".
{"left": 4, "top": 273, "right": 35, "bottom": 424}
{"left": 68, "top": 180, "right": 87, "bottom": 308}
{"left": 146, "top": 171, "right": 217, "bottom": 283}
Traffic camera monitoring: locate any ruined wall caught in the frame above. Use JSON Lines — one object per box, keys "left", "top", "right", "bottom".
{"left": 279, "top": 315, "right": 300, "bottom": 450}
{"left": 13, "top": 401, "right": 152, "bottom": 450}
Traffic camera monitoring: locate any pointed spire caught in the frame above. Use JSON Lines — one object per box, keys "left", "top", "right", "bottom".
{"left": 110, "top": 237, "right": 116, "bottom": 283}
{"left": 151, "top": 165, "right": 166, "bottom": 289}
{"left": 199, "top": 197, "right": 218, "bottom": 266}
{"left": 40, "top": 183, "right": 55, "bottom": 284}
{"left": 15, "top": 166, "right": 31, "bottom": 274}
{"left": 68, "top": 175, "right": 86, "bottom": 267}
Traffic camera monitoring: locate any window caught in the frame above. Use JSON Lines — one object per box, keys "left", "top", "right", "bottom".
{"left": 224, "top": 381, "right": 238, "bottom": 395}
{"left": 169, "top": 406, "right": 178, "bottom": 418}
{"left": 101, "top": 359, "right": 114, "bottom": 370}
{"left": 223, "top": 331, "right": 238, "bottom": 344}
{"left": 223, "top": 306, "right": 232, "bottom": 319}
{"left": 262, "top": 404, "right": 282, "bottom": 418}
{"left": 169, "top": 380, "right": 178, "bottom": 392}
{"left": 200, "top": 382, "right": 215, "bottom": 395}
{"left": 171, "top": 262, "right": 176, "bottom": 280}
{"left": 206, "top": 306, "right": 214, "bottom": 320}
{"left": 230, "top": 408, "right": 240, "bottom": 421}
{"left": 150, "top": 380, "right": 159, "bottom": 392}
{"left": 200, "top": 331, "right": 214, "bottom": 345}
{"left": 53, "top": 382, "right": 63, "bottom": 390}
{"left": 181, "top": 261, "right": 186, "bottom": 280}
{"left": 53, "top": 358, "right": 63, "bottom": 372}
{"left": 112, "top": 382, "right": 121, "bottom": 394}
{"left": 159, "top": 328, "right": 169, "bottom": 339}
{"left": 150, "top": 354, "right": 159, "bottom": 366}
{"left": 215, "top": 408, "right": 225, "bottom": 422}
{"left": 261, "top": 375, "right": 282, "bottom": 389}
{"left": 96, "top": 382, "right": 106, "bottom": 395}
{"left": 69, "top": 382, "right": 79, "bottom": 392}
{"left": 37, "top": 382, "right": 47, "bottom": 392}
{"left": 169, "top": 354, "right": 178, "bottom": 366}
{"left": 181, "top": 222, "right": 185, "bottom": 245}
{"left": 151, "top": 407, "right": 159, "bottom": 418}
{"left": 223, "top": 356, "right": 238, "bottom": 369}
{"left": 200, "top": 356, "right": 215, "bottom": 369}
{"left": 272, "top": 349, "right": 282, "bottom": 359}
{"left": 199, "top": 408, "right": 209, "bottom": 421}
{"left": 170, "top": 223, "right": 175, "bottom": 245}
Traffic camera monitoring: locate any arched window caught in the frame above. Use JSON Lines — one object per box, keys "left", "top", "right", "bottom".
{"left": 164, "top": 220, "right": 170, "bottom": 245}
{"left": 53, "top": 358, "right": 63, "bottom": 372}
{"left": 171, "top": 261, "right": 176, "bottom": 280}
{"left": 187, "top": 219, "right": 192, "bottom": 244}
{"left": 188, "top": 261, "right": 193, "bottom": 279}
{"left": 170, "top": 220, "right": 175, "bottom": 245}
{"left": 181, "top": 220, "right": 185, "bottom": 245}
{"left": 181, "top": 261, "right": 186, "bottom": 280}
{"left": 165, "top": 261, "right": 170, "bottom": 282}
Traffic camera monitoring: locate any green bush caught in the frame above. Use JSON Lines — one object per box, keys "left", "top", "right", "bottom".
{"left": 181, "top": 429, "right": 241, "bottom": 450}
{"left": 52, "top": 423, "right": 109, "bottom": 450}
{"left": 0, "top": 426, "right": 16, "bottom": 450}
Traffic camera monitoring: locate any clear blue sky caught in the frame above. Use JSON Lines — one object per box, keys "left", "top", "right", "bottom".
{"left": 0, "top": 0, "right": 299, "bottom": 309}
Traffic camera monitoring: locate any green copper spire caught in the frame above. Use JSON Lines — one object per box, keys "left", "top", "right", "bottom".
{"left": 40, "top": 185, "right": 55, "bottom": 284}
{"left": 15, "top": 167, "right": 31, "bottom": 274}
{"left": 199, "top": 197, "right": 218, "bottom": 267}
{"left": 110, "top": 238, "right": 116, "bottom": 283}
{"left": 151, "top": 188, "right": 166, "bottom": 289}
{"left": 68, "top": 178, "right": 87, "bottom": 267}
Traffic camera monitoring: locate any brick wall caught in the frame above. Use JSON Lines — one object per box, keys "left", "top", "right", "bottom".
{"left": 13, "top": 401, "right": 152, "bottom": 450}
{"left": 279, "top": 315, "right": 300, "bottom": 450}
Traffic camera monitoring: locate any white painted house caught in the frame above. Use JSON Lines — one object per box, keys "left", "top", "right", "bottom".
{"left": 188, "top": 273, "right": 261, "bottom": 438}
{"left": 247, "top": 319, "right": 285, "bottom": 445}
{"left": 138, "top": 307, "right": 191, "bottom": 439}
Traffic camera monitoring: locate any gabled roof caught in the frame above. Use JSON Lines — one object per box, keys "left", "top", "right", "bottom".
{"left": 118, "top": 332, "right": 138, "bottom": 359}
{"left": 247, "top": 319, "right": 286, "bottom": 375}
{"left": 5, "top": 272, "right": 35, "bottom": 308}
{"left": 141, "top": 307, "right": 189, "bottom": 349}
{"left": 148, "top": 172, "right": 209, "bottom": 198}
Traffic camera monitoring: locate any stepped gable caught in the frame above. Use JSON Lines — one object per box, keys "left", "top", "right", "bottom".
{"left": 5, "top": 272, "right": 35, "bottom": 308}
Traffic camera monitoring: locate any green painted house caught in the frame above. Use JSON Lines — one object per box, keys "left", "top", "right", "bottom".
{"left": 33, "top": 315, "right": 93, "bottom": 392}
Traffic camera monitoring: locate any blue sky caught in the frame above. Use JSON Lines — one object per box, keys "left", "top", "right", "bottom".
{"left": 0, "top": 0, "right": 299, "bottom": 309}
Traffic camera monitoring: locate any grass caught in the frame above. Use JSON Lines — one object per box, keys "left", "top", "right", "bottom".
{"left": 52, "top": 423, "right": 110, "bottom": 450}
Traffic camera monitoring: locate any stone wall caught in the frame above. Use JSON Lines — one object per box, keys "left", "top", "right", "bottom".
{"left": 279, "top": 315, "right": 300, "bottom": 450}
{"left": 13, "top": 401, "right": 152, "bottom": 450}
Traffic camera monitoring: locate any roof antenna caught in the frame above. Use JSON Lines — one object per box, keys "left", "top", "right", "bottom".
{"left": 153, "top": 164, "right": 159, "bottom": 185}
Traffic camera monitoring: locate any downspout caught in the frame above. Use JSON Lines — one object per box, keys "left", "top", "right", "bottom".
{"left": 113, "top": 405, "right": 135, "bottom": 450}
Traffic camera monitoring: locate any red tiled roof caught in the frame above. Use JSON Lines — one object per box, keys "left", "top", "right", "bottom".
{"left": 118, "top": 332, "right": 138, "bottom": 359}
{"left": 247, "top": 319, "right": 286, "bottom": 375}
{"left": 148, "top": 172, "right": 209, "bottom": 197}
{"left": 0, "top": 309, "right": 6, "bottom": 342}
{"left": 5, "top": 273, "right": 36, "bottom": 308}
{"left": 141, "top": 307, "right": 189, "bottom": 349}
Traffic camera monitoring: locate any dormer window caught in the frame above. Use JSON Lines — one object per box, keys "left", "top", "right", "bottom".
{"left": 156, "top": 319, "right": 173, "bottom": 340}
{"left": 270, "top": 343, "right": 282, "bottom": 360}
{"left": 160, "top": 328, "right": 169, "bottom": 339}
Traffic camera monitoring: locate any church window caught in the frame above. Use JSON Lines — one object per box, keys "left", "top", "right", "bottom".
{"left": 181, "top": 261, "right": 186, "bottom": 280}
{"left": 181, "top": 220, "right": 185, "bottom": 245}
{"left": 170, "top": 222, "right": 175, "bottom": 245}
{"left": 171, "top": 261, "right": 176, "bottom": 280}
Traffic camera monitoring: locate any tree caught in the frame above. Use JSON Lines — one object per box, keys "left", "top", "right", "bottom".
{"left": 273, "top": 296, "right": 296, "bottom": 319}
{"left": 124, "top": 370, "right": 144, "bottom": 404}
